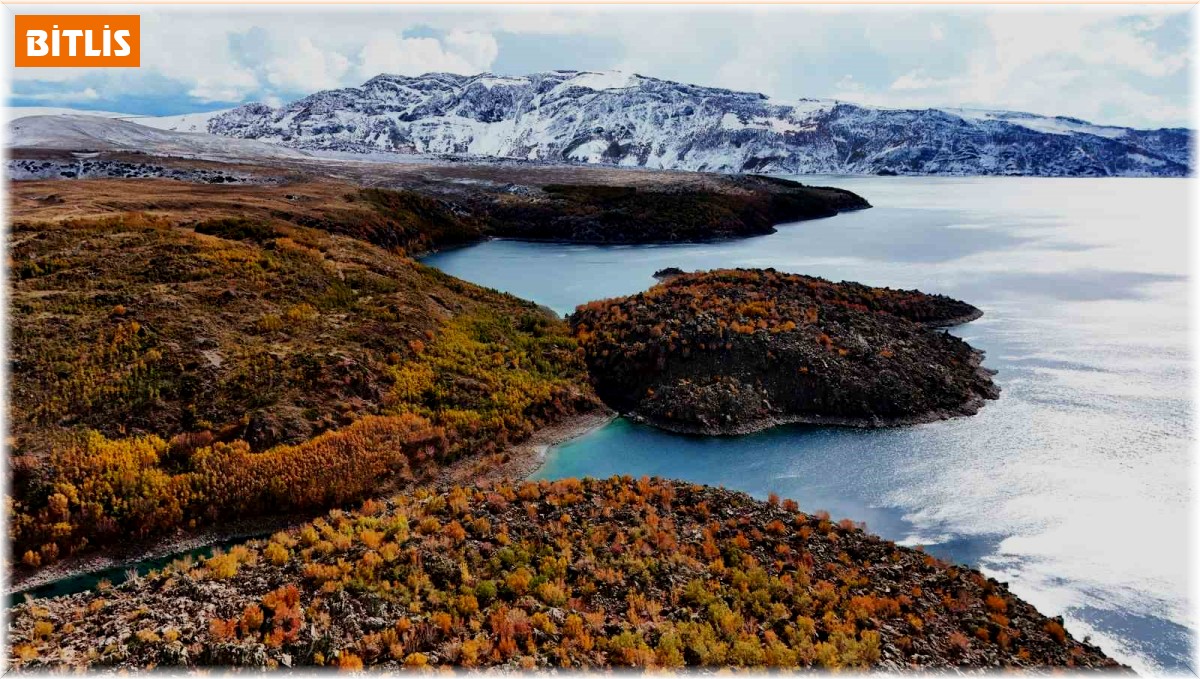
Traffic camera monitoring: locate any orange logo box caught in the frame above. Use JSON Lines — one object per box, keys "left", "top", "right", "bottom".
{"left": 14, "top": 15, "right": 140, "bottom": 67}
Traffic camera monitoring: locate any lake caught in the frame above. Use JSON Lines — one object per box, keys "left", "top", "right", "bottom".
{"left": 423, "top": 176, "right": 1192, "bottom": 674}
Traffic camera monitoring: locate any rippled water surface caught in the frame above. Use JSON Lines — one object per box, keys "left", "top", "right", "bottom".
{"left": 424, "top": 176, "right": 1192, "bottom": 673}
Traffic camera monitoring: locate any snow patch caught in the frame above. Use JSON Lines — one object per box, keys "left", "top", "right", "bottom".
{"left": 474, "top": 76, "right": 530, "bottom": 90}
{"left": 563, "top": 71, "right": 640, "bottom": 92}
{"left": 566, "top": 139, "right": 611, "bottom": 163}
{"left": 129, "top": 109, "right": 230, "bottom": 134}
{"left": 941, "top": 108, "right": 1131, "bottom": 139}
{"left": 4, "top": 106, "right": 134, "bottom": 124}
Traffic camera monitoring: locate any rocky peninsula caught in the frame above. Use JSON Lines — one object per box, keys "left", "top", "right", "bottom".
{"left": 570, "top": 269, "right": 998, "bottom": 435}
{"left": 7, "top": 477, "right": 1119, "bottom": 671}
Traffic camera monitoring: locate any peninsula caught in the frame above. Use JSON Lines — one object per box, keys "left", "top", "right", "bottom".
{"left": 570, "top": 269, "right": 998, "bottom": 435}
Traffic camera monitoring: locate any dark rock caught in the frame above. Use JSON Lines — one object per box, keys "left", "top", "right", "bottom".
{"left": 652, "top": 267, "right": 686, "bottom": 279}
{"left": 571, "top": 268, "right": 998, "bottom": 434}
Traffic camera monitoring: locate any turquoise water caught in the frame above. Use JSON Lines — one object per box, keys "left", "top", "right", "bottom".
{"left": 425, "top": 176, "right": 1192, "bottom": 674}
{"left": 7, "top": 536, "right": 260, "bottom": 607}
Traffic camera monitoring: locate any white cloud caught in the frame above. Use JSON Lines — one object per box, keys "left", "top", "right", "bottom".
{"left": 890, "top": 70, "right": 962, "bottom": 92}
{"left": 445, "top": 30, "right": 499, "bottom": 72}
{"left": 265, "top": 37, "right": 351, "bottom": 92}
{"left": 836, "top": 75, "right": 863, "bottom": 93}
{"left": 189, "top": 70, "right": 259, "bottom": 103}
{"left": 709, "top": 11, "right": 830, "bottom": 98}
{"left": 831, "top": 75, "right": 872, "bottom": 105}
{"left": 141, "top": 12, "right": 265, "bottom": 100}
{"left": 814, "top": 9, "right": 1189, "bottom": 127}
{"left": 6, "top": 6, "right": 1188, "bottom": 128}
{"left": 356, "top": 31, "right": 497, "bottom": 80}
{"left": 20, "top": 87, "right": 100, "bottom": 103}
{"left": 979, "top": 12, "right": 1187, "bottom": 82}
{"left": 954, "top": 11, "right": 1189, "bottom": 123}
{"left": 9, "top": 9, "right": 500, "bottom": 104}
{"left": 713, "top": 48, "right": 780, "bottom": 99}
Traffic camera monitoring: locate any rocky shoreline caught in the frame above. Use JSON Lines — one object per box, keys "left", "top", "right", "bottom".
{"left": 6, "top": 477, "right": 1124, "bottom": 671}
{"left": 629, "top": 392, "right": 994, "bottom": 436}
{"left": 922, "top": 307, "right": 985, "bottom": 328}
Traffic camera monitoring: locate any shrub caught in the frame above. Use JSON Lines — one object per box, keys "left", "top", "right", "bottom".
{"left": 336, "top": 652, "right": 363, "bottom": 671}
{"left": 475, "top": 580, "right": 498, "bottom": 605}
{"left": 194, "top": 218, "right": 279, "bottom": 243}
{"left": 947, "top": 631, "right": 970, "bottom": 655}
{"left": 985, "top": 594, "right": 1007, "bottom": 614}
{"left": 9, "top": 477, "right": 1106, "bottom": 672}
{"left": 264, "top": 542, "right": 290, "bottom": 566}
{"left": 1045, "top": 620, "right": 1068, "bottom": 644}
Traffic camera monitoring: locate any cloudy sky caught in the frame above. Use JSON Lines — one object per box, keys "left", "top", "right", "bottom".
{"left": 5, "top": 5, "right": 1192, "bottom": 128}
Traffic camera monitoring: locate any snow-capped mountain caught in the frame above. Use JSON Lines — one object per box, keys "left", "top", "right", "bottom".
{"left": 207, "top": 70, "right": 1189, "bottom": 177}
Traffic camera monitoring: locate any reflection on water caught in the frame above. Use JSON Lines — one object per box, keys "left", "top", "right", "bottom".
{"left": 424, "top": 176, "right": 1192, "bottom": 673}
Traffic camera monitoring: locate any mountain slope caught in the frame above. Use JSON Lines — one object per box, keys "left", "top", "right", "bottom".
{"left": 8, "top": 114, "right": 308, "bottom": 162}
{"left": 5, "top": 107, "right": 229, "bottom": 133}
{"left": 3, "top": 107, "right": 135, "bottom": 124}
{"left": 127, "top": 109, "right": 231, "bottom": 133}
{"left": 206, "top": 70, "right": 1189, "bottom": 177}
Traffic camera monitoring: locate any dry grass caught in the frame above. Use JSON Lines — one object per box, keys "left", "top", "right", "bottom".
{"left": 8, "top": 186, "right": 598, "bottom": 567}
{"left": 8, "top": 177, "right": 360, "bottom": 225}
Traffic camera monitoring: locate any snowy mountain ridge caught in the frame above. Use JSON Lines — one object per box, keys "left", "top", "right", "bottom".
{"left": 30, "top": 70, "right": 1192, "bottom": 176}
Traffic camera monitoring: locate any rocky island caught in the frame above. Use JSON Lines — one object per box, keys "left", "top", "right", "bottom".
{"left": 571, "top": 269, "right": 998, "bottom": 435}
{"left": 7, "top": 477, "right": 1119, "bottom": 671}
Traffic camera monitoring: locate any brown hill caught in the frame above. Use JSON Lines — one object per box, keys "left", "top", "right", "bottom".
{"left": 7, "top": 477, "right": 1120, "bottom": 671}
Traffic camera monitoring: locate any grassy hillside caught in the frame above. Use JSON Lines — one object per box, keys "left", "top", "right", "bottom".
{"left": 3, "top": 167, "right": 1121, "bottom": 672}
{"left": 8, "top": 171, "right": 869, "bottom": 255}
{"left": 8, "top": 208, "right": 599, "bottom": 569}
{"left": 7, "top": 477, "right": 1118, "bottom": 671}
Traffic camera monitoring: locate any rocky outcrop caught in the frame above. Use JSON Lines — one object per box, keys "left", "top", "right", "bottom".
{"left": 570, "top": 269, "right": 998, "bottom": 434}
{"left": 7, "top": 158, "right": 273, "bottom": 183}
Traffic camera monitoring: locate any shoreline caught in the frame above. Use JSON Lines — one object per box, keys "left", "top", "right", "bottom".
{"left": 7, "top": 409, "right": 616, "bottom": 599}
{"left": 923, "top": 307, "right": 985, "bottom": 328}
{"left": 628, "top": 392, "right": 994, "bottom": 437}
{"left": 412, "top": 207, "right": 871, "bottom": 260}
{"left": 624, "top": 349, "right": 999, "bottom": 438}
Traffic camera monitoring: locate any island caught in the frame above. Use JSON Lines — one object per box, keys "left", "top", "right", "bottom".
{"left": 570, "top": 268, "right": 998, "bottom": 435}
